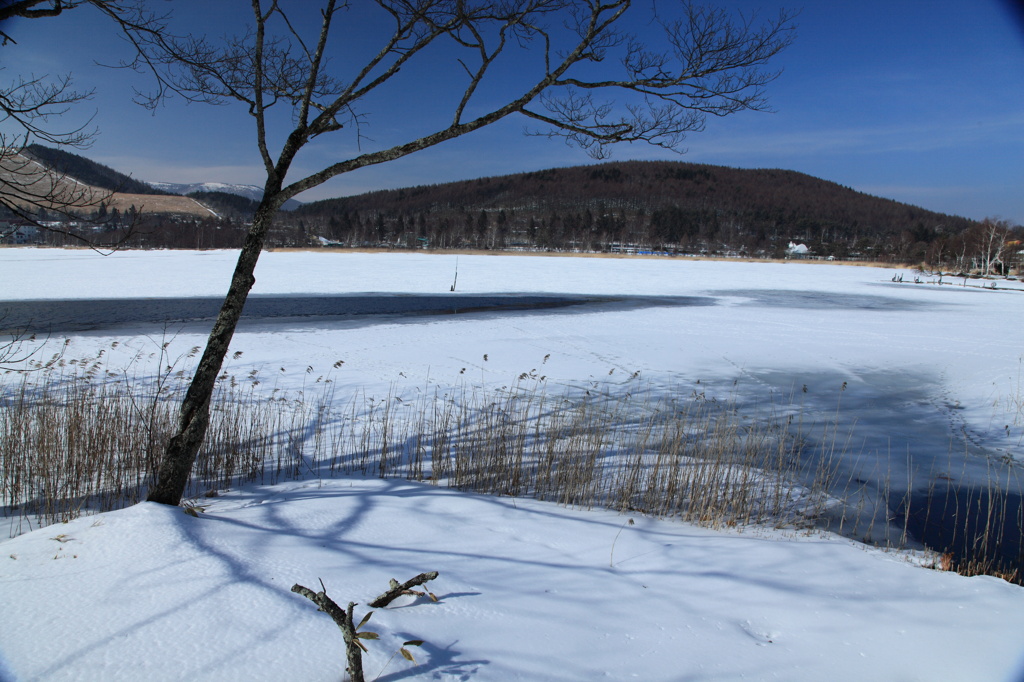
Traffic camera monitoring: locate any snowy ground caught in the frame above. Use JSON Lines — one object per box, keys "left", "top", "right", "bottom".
{"left": 5, "top": 479, "right": 1024, "bottom": 682}
{"left": 2, "top": 248, "right": 1024, "bottom": 680}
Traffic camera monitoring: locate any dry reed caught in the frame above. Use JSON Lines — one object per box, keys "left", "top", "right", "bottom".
{"left": 2, "top": 355, "right": 1022, "bottom": 584}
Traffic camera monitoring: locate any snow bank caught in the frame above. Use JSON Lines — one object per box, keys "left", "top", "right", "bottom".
{"left": 3, "top": 479, "right": 1024, "bottom": 681}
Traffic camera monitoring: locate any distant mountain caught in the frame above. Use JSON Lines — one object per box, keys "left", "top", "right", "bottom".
{"left": 23, "top": 144, "right": 171, "bottom": 196}
{"left": 148, "top": 181, "right": 262, "bottom": 200}
{"left": 12, "top": 146, "right": 994, "bottom": 263}
{"left": 150, "top": 181, "right": 302, "bottom": 211}
{"left": 2, "top": 147, "right": 217, "bottom": 221}
{"left": 294, "top": 160, "right": 980, "bottom": 260}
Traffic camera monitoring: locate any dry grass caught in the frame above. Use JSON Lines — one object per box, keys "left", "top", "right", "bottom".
{"left": 0, "top": 354, "right": 834, "bottom": 534}
{"left": 2, "top": 355, "right": 1021, "bottom": 583}
{"left": 104, "top": 193, "right": 216, "bottom": 217}
{"left": 0, "top": 151, "right": 216, "bottom": 218}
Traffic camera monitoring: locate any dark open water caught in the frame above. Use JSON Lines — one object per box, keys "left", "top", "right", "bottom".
{"left": 0, "top": 293, "right": 715, "bottom": 334}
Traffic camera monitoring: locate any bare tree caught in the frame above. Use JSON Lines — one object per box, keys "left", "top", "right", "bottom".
{"left": 974, "top": 217, "right": 1010, "bottom": 277}
{"left": 0, "top": 0, "right": 164, "bottom": 246}
{"left": 136, "top": 0, "right": 796, "bottom": 505}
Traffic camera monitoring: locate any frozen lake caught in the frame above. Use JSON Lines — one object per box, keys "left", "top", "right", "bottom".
{"left": 2, "top": 248, "right": 1023, "bottom": 562}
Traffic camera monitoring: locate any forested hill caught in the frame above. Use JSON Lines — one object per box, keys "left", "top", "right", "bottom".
{"left": 294, "top": 160, "right": 978, "bottom": 260}
{"left": 23, "top": 144, "right": 169, "bottom": 196}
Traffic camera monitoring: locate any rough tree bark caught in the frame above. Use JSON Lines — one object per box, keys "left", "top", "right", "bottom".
{"left": 291, "top": 572, "right": 438, "bottom": 682}
{"left": 290, "top": 587, "right": 367, "bottom": 682}
{"left": 147, "top": 198, "right": 279, "bottom": 503}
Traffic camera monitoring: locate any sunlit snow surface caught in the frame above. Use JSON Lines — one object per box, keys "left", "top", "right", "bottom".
{"left": 4, "top": 479, "right": 1024, "bottom": 681}
{"left": 2, "top": 248, "right": 1024, "bottom": 680}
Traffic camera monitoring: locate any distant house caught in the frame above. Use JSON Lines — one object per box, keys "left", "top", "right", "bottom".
{"left": 1, "top": 222, "right": 40, "bottom": 245}
{"left": 786, "top": 241, "right": 810, "bottom": 258}
{"left": 1007, "top": 240, "right": 1023, "bottom": 274}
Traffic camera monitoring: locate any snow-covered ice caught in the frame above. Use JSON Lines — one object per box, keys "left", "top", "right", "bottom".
{"left": 2, "top": 248, "right": 1024, "bottom": 680}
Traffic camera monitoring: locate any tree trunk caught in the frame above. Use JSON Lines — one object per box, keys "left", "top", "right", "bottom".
{"left": 147, "top": 200, "right": 278, "bottom": 505}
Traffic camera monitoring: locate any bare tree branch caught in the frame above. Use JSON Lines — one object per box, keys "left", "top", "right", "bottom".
{"left": 136, "top": 0, "right": 797, "bottom": 505}
{"left": 0, "top": 315, "right": 69, "bottom": 372}
{"left": 0, "top": 0, "right": 165, "bottom": 247}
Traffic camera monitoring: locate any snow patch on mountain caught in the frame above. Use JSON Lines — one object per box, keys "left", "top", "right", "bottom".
{"left": 148, "top": 181, "right": 302, "bottom": 210}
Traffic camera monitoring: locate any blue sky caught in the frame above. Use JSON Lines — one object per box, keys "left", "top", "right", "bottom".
{"left": 3, "top": 1, "right": 1023, "bottom": 224}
